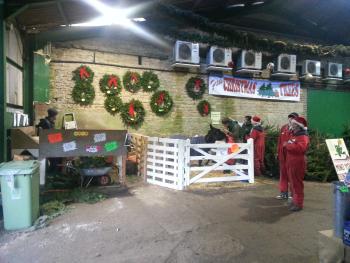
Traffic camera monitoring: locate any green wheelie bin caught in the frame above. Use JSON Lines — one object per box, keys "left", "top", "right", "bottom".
{"left": 0, "top": 160, "right": 40, "bottom": 230}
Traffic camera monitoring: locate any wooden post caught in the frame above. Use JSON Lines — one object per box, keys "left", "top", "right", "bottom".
{"left": 247, "top": 138, "right": 255, "bottom": 183}
{"left": 142, "top": 136, "right": 148, "bottom": 183}
{"left": 117, "top": 154, "right": 126, "bottom": 185}
{"left": 183, "top": 139, "right": 191, "bottom": 187}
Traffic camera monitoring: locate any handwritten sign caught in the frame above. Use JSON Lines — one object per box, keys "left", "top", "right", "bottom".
{"left": 86, "top": 145, "right": 102, "bottom": 153}
{"left": 94, "top": 133, "right": 107, "bottom": 143}
{"left": 105, "top": 141, "right": 118, "bottom": 152}
{"left": 209, "top": 75, "right": 300, "bottom": 102}
{"left": 39, "top": 129, "right": 127, "bottom": 158}
{"left": 74, "top": 131, "right": 89, "bottom": 137}
{"left": 48, "top": 133, "right": 63, "bottom": 144}
{"left": 63, "top": 141, "right": 77, "bottom": 152}
{"left": 211, "top": 112, "right": 221, "bottom": 125}
{"left": 326, "top": 139, "right": 350, "bottom": 184}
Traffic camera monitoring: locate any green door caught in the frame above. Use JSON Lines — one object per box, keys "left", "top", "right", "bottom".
{"left": 33, "top": 54, "right": 50, "bottom": 102}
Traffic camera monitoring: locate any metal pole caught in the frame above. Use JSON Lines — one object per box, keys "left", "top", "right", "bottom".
{"left": 0, "top": 1, "right": 6, "bottom": 162}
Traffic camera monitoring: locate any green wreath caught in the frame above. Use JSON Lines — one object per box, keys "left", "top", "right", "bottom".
{"left": 71, "top": 82, "right": 95, "bottom": 106}
{"left": 72, "top": 65, "right": 94, "bottom": 83}
{"left": 104, "top": 96, "right": 123, "bottom": 115}
{"left": 150, "top": 90, "right": 173, "bottom": 116}
{"left": 197, "top": 100, "right": 211, "bottom": 117}
{"left": 186, "top": 77, "right": 206, "bottom": 100}
{"left": 123, "top": 71, "right": 141, "bottom": 93}
{"left": 99, "top": 74, "right": 122, "bottom": 96}
{"left": 141, "top": 71, "right": 160, "bottom": 92}
{"left": 121, "top": 99, "right": 145, "bottom": 128}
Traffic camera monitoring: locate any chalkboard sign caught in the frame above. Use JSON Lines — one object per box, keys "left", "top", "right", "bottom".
{"left": 39, "top": 129, "right": 127, "bottom": 158}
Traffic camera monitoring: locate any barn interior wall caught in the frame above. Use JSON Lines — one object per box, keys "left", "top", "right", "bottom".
{"left": 48, "top": 34, "right": 307, "bottom": 136}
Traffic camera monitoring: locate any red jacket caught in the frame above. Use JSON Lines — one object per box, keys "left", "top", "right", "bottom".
{"left": 284, "top": 130, "right": 309, "bottom": 165}
{"left": 248, "top": 125, "right": 265, "bottom": 161}
{"left": 277, "top": 124, "right": 292, "bottom": 162}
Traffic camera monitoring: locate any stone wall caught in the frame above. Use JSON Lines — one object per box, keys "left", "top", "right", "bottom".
{"left": 49, "top": 34, "right": 307, "bottom": 136}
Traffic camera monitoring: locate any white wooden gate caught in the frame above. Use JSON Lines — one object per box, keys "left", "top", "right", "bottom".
{"left": 146, "top": 137, "right": 186, "bottom": 190}
{"left": 184, "top": 138, "right": 254, "bottom": 186}
{"left": 144, "top": 136, "right": 254, "bottom": 190}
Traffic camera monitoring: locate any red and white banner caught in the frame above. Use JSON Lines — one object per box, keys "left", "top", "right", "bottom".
{"left": 209, "top": 75, "right": 300, "bottom": 102}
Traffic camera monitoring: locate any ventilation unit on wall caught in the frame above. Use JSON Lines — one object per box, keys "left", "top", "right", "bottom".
{"left": 302, "top": 60, "right": 321, "bottom": 77}
{"left": 276, "top": 54, "right": 297, "bottom": 74}
{"left": 172, "top": 40, "right": 200, "bottom": 68}
{"left": 237, "top": 50, "right": 262, "bottom": 71}
{"left": 325, "top": 62, "right": 342, "bottom": 79}
{"left": 207, "top": 46, "right": 231, "bottom": 66}
{"left": 206, "top": 46, "right": 232, "bottom": 71}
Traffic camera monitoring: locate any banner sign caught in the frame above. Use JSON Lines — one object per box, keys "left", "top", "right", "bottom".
{"left": 209, "top": 75, "right": 300, "bottom": 102}
{"left": 326, "top": 139, "right": 350, "bottom": 185}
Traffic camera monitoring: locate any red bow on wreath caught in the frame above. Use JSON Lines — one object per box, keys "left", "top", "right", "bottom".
{"left": 79, "top": 67, "right": 90, "bottom": 79}
{"left": 108, "top": 76, "right": 118, "bottom": 88}
{"left": 203, "top": 103, "right": 209, "bottom": 115}
{"left": 129, "top": 103, "right": 135, "bottom": 118}
{"left": 157, "top": 92, "right": 165, "bottom": 106}
{"left": 194, "top": 79, "right": 202, "bottom": 92}
{"left": 130, "top": 73, "right": 138, "bottom": 84}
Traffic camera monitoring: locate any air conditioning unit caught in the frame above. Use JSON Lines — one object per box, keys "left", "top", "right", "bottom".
{"left": 237, "top": 50, "right": 262, "bottom": 70}
{"left": 207, "top": 46, "right": 231, "bottom": 67}
{"left": 173, "top": 40, "right": 200, "bottom": 64}
{"left": 276, "top": 54, "right": 297, "bottom": 73}
{"left": 302, "top": 60, "right": 321, "bottom": 76}
{"left": 325, "top": 62, "right": 342, "bottom": 79}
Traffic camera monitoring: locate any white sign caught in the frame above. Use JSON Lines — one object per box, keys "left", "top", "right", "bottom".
{"left": 211, "top": 112, "right": 221, "bottom": 125}
{"left": 326, "top": 139, "right": 350, "bottom": 183}
{"left": 209, "top": 75, "right": 300, "bottom": 102}
{"left": 94, "top": 133, "right": 106, "bottom": 143}
{"left": 63, "top": 141, "right": 77, "bottom": 152}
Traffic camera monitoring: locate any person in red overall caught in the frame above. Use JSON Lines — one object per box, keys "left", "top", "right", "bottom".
{"left": 247, "top": 116, "right": 265, "bottom": 176}
{"left": 283, "top": 116, "right": 309, "bottom": 212}
{"left": 276, "top": 112, "right": 299, "bottom": 200}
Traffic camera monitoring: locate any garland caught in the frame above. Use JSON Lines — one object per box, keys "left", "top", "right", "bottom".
{"left": 185, "top": 77, "right": 206, "bottom": 100}
{"left": 71, "top": 65, "right": 95, "bottom": 105}
{"left": 99, "top": 74, "right": 122, "bottom": 96}
{"left": 155, "top": 3, "right": 350, "bottom": 57}
{"left": 72, "top": 65, "right": 94, "bottom": 83}
{"left": 104, "top": 96, "right": 123, "bottom": 115}
{"left": 123, "top": 71, "right": 142, "bottom": 93}
{"left": 121, "top": 99, "right": 145, "bottom": 128}
{"left": 141, "top": 71, "right": 160, "bottom": 92}
{"left": 197, "top": 100, "right": 211, "bottom": 117}
{"left": 150, "top": 90, "right": 173, "bottom": 116}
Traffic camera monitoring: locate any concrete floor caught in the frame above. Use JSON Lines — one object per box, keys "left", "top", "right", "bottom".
{"left": 0, "top": 179, "right": 332, "bottom": 263}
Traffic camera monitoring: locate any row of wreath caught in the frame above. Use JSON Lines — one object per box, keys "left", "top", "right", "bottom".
{"left": 71, "top": 65, "right": 211, "bottom": 128}
{"left": 102, "top": 97, "right": 211, "bottom": 128}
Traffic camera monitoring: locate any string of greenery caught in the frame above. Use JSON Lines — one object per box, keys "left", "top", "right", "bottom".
{"left": 155, "top": 3, "right": 350, "bottom": 57}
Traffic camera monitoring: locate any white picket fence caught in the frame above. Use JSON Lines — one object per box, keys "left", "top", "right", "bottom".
{"left": 141, "top": 135, "right": 254, "bottom": 190}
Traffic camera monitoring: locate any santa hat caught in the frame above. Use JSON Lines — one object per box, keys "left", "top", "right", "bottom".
{"left": 251, "top": 116, "right": 261, "bottom": 125}
{"left": 291, "top": 116, "right": 307, "bottom": 130}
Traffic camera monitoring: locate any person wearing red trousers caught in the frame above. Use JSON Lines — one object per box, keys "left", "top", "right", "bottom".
{"left": 247, "top": 116, "right": 265, "bottom": 176}
{"left": 283, "top": 116, "right": 309, "bottom": 212}
{"left": 276, "top": 112, "right": 299, "bottom": 200}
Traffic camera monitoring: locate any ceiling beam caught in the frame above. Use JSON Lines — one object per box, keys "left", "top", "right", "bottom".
{"left": 5, "top": 4, "right": 29, "bottom": 20}
{"left": 57, "top": 1, "right": 69, "bottom": 26}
